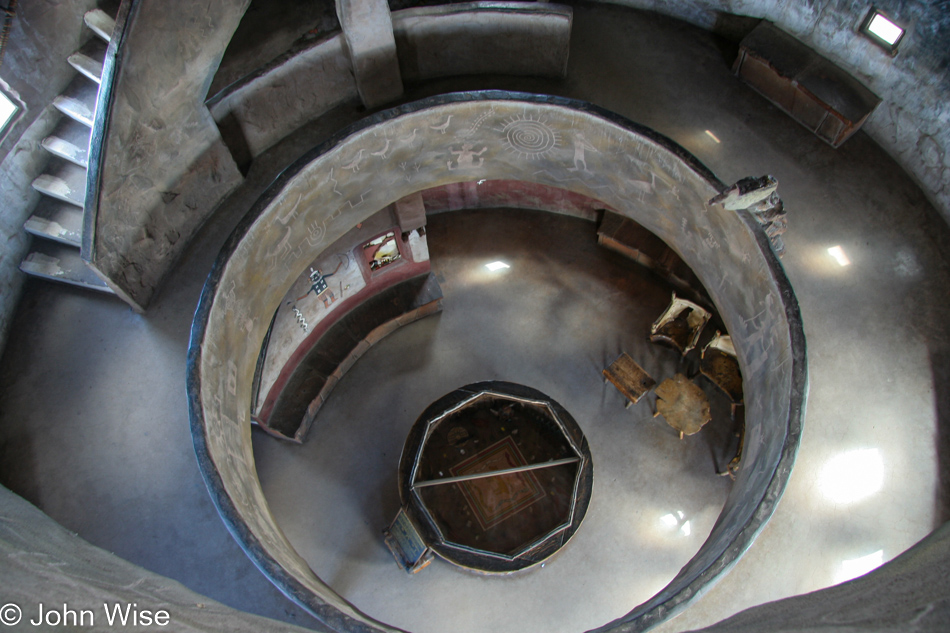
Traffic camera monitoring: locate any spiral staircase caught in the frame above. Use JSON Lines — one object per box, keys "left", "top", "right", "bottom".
{"left": 18, "top": 6, "right": 115, "bottom": 294}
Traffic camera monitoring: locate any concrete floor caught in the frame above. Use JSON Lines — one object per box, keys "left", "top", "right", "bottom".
{"left": 253, "top": 209, "right": 739, "bottom": 633}
{"left": 2, "top": 4, "right": 949, "bottom": 633}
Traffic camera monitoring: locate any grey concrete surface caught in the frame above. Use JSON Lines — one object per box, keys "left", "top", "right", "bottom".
{"left": 209, "top": 3, "right": 572, "bottom": 160}
{"left": 337, "top": 0, "right": 404, "bottom": 108}
{"left": 1, "top": 4, "right": 949, "bottom": 633}
{"left": 88, "top": 0, "right": 247, "bottom": 309}
{"left": 208, "top": 35, "right": 359, "bottom": 159}
{"left": 685, "top": 520, "right": 950, "bottom": 633}
{"left": 0, "top": 485, "right": 317, "bottom": 633}
{"left": 393, "top": 2, "right": 573, "bottom": 82}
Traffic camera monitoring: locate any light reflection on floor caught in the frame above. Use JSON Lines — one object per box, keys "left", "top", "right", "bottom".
{"left": 253, "top": 209, "right": 738, "bottom": 633}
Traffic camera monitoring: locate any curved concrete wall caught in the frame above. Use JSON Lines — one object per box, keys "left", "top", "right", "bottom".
{"left": 89, "top": 1, "right": 573, "bottom": 310}
{"left": 88, "top": 0, "right": 949, "bottom": 316}
{"left": 86, "top": 0, "right": 247, "bottom": 310}
{"left": 208, "top": 33, "right": 358, "bottom": 160}
{"left": 687, "top": 519, "right": 950, "bottom": 633}
{"left": 188, "top": 93, "right": 806, "bottom": 632}
{"left": 208, "top": 2, "right": 572, "bottom": 160}
{"left": 607, "top": 0, "right": 950, "bottom": 227}
{"left": 0, "top": 485, "right": 316, "bottom": 633}
{"left": 393, "top": 2, "right": 572, "bottom": 81}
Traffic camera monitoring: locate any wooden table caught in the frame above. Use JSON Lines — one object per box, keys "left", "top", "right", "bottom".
{"left": 654, "top": 374, "right": 711, "bottom": 438}
{"left": 603, "top": 353, "right": 656, "bottom": 408}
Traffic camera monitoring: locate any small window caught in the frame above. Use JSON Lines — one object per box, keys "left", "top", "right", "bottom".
{"left": 860, "top": 8, "right": 905, "bottom": 54}
{"left": 0, "top": 89, "right": 18, "bottom": 138}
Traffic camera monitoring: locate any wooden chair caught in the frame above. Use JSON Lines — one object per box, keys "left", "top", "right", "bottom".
{"left": 603, "top": 352, "right": 656, "bottom": 409}
{"left": 649, "top": 292, "right": 711, "bottom": 356}
{"left": 699, "top": 331, "right": 743, "bottom": 418}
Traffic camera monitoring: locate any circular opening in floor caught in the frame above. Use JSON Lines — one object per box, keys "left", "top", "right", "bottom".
{"left": 395, "top": 381, "right": 593, "bottom": 574}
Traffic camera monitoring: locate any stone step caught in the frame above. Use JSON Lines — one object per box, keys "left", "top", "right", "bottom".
{"left": 41, "top": 118, "right": 91, "bottom": 167}
{"left": 31, "top": 159, "right": 87, "bottom": 207}
{"left": 24, "top": 198, "right": 84, "bottom": 247}
{"left": 84, "top": 9, "right": 115, "bottom": 43}
{"left": 67, "top": 38, "right": 108, "bottom": 84}
{"left": 52, "top": 76, "right": 98, "bottom": 127}
{"left": 19, "top": 240, "right": 113, "bottom": 294}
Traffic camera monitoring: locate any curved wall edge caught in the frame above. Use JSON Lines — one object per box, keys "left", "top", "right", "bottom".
{"left": 188, "top": 91, "right": 806, "bottom": 633}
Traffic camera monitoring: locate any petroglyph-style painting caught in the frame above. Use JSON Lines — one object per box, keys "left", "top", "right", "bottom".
{"left": 568, "top": 132, "right": 597, "bottom": 172}
{"left": 253, "top": 215, "right": 431, "bottom": 420}
{"left": 447, "top": 143, "right": 487, "bottom": 170}
{"left": 255, "top": 250, "right": 366, "bottom": 415}
{"left": 499, "top": 115, "right": 562, "bottom": 160}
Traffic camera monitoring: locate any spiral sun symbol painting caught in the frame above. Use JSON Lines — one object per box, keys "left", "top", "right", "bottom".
{"left": 498, "top": 115, "right": 562, "bottom": 160}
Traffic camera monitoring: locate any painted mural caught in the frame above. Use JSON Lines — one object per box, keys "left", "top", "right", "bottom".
{"left": 254, "top": 205, "right": 431, "bottom": 421}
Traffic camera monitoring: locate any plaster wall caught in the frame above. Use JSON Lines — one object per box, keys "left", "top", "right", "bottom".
{"left": 606, "top": 0, "right": 950, "bottom": 228}
{"left": 188, "top": 94, "right": 804, "bottom": 632}
{"left": 88, "top": 0, "right": 247, "bottom": 309}
{"left": 0, "top": 112, "right": 57, "bottom": 354}
{"left": 208, "top": 34, "right": 359, "bottom": 160}
{"left": 393, "top": 2, "right": 572, "bottom": 81}
{"left": 209, "top": 2, "right": 573, "bottom": 160}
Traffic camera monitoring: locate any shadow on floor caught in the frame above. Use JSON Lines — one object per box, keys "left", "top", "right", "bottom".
{"left": 932, "top": 349, "right": 950, "bottom": 526}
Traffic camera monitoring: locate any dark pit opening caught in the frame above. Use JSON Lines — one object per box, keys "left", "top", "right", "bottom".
{"left": 399, "top": 381, "right": 593, "bottom": 573}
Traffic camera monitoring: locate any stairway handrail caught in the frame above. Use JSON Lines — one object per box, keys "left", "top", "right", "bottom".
{"left": 82, "top": 0, "right": 137, "bottom": 271}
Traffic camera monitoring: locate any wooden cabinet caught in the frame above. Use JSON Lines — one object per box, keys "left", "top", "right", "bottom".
{"left": 734, "top": 22, "right": 881, "bottom": 148}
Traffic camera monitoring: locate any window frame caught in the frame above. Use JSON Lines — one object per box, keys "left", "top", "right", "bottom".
{"left": 0, "top": 87, "right": 20, "bottom": 141}
{"left": 859, "top": 7, "right": 906, "bottom": 55}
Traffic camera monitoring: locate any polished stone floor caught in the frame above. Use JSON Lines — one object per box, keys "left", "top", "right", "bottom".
{"left": 253, "top": 209, "right": 738, "bottom": 633}
{"left": 2, "top": 4, "right": 949, "bottom": 633}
